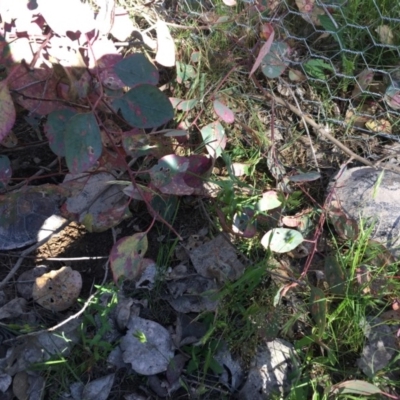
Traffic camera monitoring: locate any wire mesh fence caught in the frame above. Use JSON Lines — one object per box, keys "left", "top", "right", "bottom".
{"left": 260, "top": 0, "right": 400, "bottom": 142}
{"left": 181, "top": 0, "right": 400, "bottom": 147}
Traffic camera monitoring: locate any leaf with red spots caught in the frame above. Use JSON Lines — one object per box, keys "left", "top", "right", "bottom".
{"left": 64, "top": 113, "right": 102, "bottom": 174}
{"left": 114, "top": 84, "right": 174, "bottom": 129}
{"left": 149, "top": 154, "right": 193, "bottom": 195}
{"left": 213, "top": 99, "right": 235, "bottom": 123}
{"left": 114, "top": 53, "right": 159, "bottom": 87}
{"left": 109, "top": 233, "right": 149, "bottom": 283}
{"left": 183, "top": 155, "right": 212, "bottom": 188}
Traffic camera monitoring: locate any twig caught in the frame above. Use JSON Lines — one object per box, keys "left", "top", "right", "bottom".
{"left": 3, "top": 158, "right": 60, "bottom": 192}
{"left": 251, "top": 76, "right": 400, "bottom": 175}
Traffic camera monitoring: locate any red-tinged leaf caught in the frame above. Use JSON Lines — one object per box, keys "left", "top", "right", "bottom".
{"left": 261, "top": 41, "right": 291, "bottom": 79}
{"left": 0, "top": 156, "right": 11, "bottom": 189}
{"left": 149, "top": 155, "right": 194, "bottom": 195}
{"left": 123, "top": 184, "right": 153, "bottom": 201}
{"left": 44, "top": 109, "right": 77, "bottom": 157}
{"left": 0, "top": 81, "right": 16, "bottom": 142}
{"left": 114, "top": 53, "right": 159, "bottom": 87}
{"left": 330, "top": 380, "right": 382, "bottom": 396}
{"left": 183, "top": 154, "right": 212, "bottom": 188}
{"left": 213, "top": 99, "right": 235, "bottom": 123}
{"left": 9, "top": 66, "right": 66, "bottom": 115}
{"left": 281, "top": 216, "right": 301, "bottom": 228}
{"left": 310, "top": 286, "right": 326, "bottom": 337}
{"left": 109, "top": 233, "right": 148, "bottom": 283}
{"left": 200, "top": 121, "right": 226, "bottom": 158}
{"left": 114, "top": 84, "right": 174, "bottom": 129}
{"left": 156, "top": 20, "right": 175, "bottom": 67}
{"left": 260, "top": 23, "right": 274, "bottom": 41}
{"left": 64, "top": 113, "right": 102, "bottom": 174}
{"left": 232, "top": 208, "right": 257, "bottom": 238}
{"left": 249, "top": 29, "right": 275, "bottom": 77}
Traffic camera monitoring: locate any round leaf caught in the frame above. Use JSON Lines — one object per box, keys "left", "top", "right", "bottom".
{"left": 114, "top": 53, "right": 159, "bottom": 87}
{"left": 256, "top": 190, "right": 282, "bottom": 211}
{"left": 109, "top": 233, "right": 148, "bottom": 282}
{"left": 64, "top": 113, "right": 102, "bottom": 174}
{"left": 44, "top": 109, "right": 77, "bottom": 157}
{"left": 213, "top": 99, "right": 235, "bottom": 123}
{"left": 261, "top": 41, "right": 290, "bottom": 79}
{"left": 115, "top": 84, "right": 174, "bottom": 129}
{"left": 261, "top": 228, "right": 303, "bottom": 253}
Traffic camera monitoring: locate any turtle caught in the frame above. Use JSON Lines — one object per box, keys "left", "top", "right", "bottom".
{"left": 0, "top": 185, "right": 66, "bottom": 250}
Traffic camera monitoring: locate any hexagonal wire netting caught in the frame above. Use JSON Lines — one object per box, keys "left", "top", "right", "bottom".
{"left": 260, "top": 0, "right": 400, "bottom": 142}
{"left": 181, "top": 0, "right": 400, "bottom": 147}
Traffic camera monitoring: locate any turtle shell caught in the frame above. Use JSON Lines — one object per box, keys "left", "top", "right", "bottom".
{"left": 0, "top": 186, "right": 65, "bottom": 250}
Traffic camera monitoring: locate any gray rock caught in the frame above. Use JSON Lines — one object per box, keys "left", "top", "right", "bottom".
{"left": 329, "top": 167, "right": 400, "bottom": 258}
{"left": 357, "top": 317, "right": 399, "bottom": 378}
{"left": 237, "top": 339, "right": 298, "bottom": 400}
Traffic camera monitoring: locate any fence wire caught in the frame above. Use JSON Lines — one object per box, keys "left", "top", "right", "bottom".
{"left": 183, "top": 0, "right": 400, "bottom": 138}
{"left": 260, "top": 0, "right": 400, "bottom": 142}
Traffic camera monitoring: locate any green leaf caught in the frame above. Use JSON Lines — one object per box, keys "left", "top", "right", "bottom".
{"left": 115, "top": 84, "right": 174, "bottom": 129}
{"left": 114, "top": 53, "right": 159, "bottom": 87}
{"left": 319, "top": 15, "right": 344, "bottom": 47}
{"left": 176, "top": 99, "right": 198, "bottom": 111}
{"left": 261, "top": 41, "right": 290, "bottom": 79}
{"left": 44, "top": 109, "right": 77, "bottom": 157}
{"left": 200, "top": 121, "right": 226, "bottom": 158}
{"left": 256, "top": 191, "right": 282, "bottom": 212}
{"left": 331, "top": 380, "right": 382, "bottom": 396}
{"left": 310, "top": 286, "right": 326, "bottom": 337}
{"left": 64, "top": 112, "right": 102, "bottom": 174}
{"left": 261, "top": 228, "right": 303, "bottom": 253}
{"left": 304, "top": 59, "right": 334, "bottom": 80}
{"left": 176, "top": 61, "right": 196, "bottom": 83}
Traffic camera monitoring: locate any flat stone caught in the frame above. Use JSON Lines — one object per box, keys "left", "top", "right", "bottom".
{"left": 329, "top": 167, "right": 400, "bottom": 258}
{"left": 237, "top": 339, "right": 298, "bottom": 400}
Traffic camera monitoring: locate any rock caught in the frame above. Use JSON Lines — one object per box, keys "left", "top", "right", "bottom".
{"left": 357, "top": 317, "right": 399, "bottom": 378}
{"left": 329, "top": 167, "right": 400, "bottom": 258}
{"left": 237, "top": 339, "right": 298, "bottom": 400}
